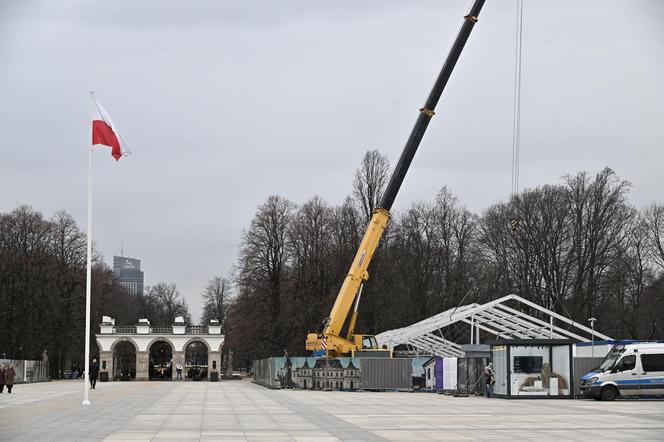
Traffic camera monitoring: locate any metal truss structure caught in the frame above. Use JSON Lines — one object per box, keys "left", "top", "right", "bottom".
{"left": 375, "top": 294, "right": 613, "bottom": 357}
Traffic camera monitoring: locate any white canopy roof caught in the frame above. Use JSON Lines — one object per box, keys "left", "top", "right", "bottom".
{"left": 375, "top": 294, "right": 612, "bottom": 357}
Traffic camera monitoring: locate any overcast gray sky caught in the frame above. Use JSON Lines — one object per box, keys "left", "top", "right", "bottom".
{"left": 1, "top": 0, "right": 662, "bottom": 321}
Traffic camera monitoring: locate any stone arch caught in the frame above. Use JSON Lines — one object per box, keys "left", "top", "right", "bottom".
{"left": 110, "top": 337, "right": 139, "bottom": 353}
{"left": 184, "top": 339, "right": 209, "bottom": 381}
{"left": 95, "top": 339, "right": 106, "bottom": 353}
{"left": 146, "top": 336, "right": 175, "bottom": 353}
{"left": 182, "top": 337, "right": 211, "bottom": 352}
{"left": 113, "top": 340, "right": 137, "bottom": 380}
{"left": 148, "top": 339, "right": 174, "bottom": 380}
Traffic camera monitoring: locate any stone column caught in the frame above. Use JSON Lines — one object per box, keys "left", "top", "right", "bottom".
{"left": 100, "top": 351, "right": 113, "bottom": 380}
{"left": 172, "top": 351, "right": 185, "bottom": 381}
{"left": 136, "top": 351, "right": 149, "bottom": 381}
{"left": 208, "top": 351, "right": 221, "bottom": 381}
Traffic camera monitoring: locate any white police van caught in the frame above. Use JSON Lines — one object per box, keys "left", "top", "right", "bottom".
{"left": 580, "top": 342, "right": 664, "bottom": 401}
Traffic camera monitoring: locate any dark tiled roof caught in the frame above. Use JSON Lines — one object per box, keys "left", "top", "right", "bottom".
{"left": 314, "top": 358, "right": 343, "bottom": 369}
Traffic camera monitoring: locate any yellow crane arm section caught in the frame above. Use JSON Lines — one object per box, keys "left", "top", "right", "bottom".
{"left": 323, "top": 208, "right": 389, "bottom": 341}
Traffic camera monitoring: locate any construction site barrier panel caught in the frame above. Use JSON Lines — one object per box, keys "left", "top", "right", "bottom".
{"left": 253, "top": 356, "right": 413, "bottom": 391}
{"left": 573, "top": 357, "right": 604, "bottom": 397}
{"left": 0, "top": 359, "right": 50, "bottom": 383}
{"left": 360, "top": 358, "right": 412, "bottom": 391}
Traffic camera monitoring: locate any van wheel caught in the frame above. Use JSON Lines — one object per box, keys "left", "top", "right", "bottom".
{"left": 600, "top": 386, "right": 618, "bottom": 401}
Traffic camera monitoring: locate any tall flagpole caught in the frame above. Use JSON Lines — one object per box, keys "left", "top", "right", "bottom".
{"left": 83, "top": 91, "right": 94, "bottom": 406}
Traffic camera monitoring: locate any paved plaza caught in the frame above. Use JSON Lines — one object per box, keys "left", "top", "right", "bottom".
{"left": 1, "top": 379, "right": 663, "bottom": 441}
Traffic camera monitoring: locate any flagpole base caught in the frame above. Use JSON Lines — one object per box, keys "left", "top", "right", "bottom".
{"left": 82, "top": 400, "right": 91, "bottom": 406}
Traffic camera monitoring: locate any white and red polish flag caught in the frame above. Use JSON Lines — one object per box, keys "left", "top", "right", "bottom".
{"left": 91, "top": 97, "right": 129, "bottom": 161}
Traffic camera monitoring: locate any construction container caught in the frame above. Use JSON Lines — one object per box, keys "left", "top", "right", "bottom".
{"left": 360, "top": 358, "right": 412, "bottom": 390}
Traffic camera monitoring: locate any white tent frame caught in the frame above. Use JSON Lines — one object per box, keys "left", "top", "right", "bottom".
{"left": 375, "top": 294, "right": 612, "bottom": 357}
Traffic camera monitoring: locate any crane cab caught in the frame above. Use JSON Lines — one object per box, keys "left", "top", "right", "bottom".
{"left": 355, "top": 335, "right": 378, "bottom": 350}
{"left": 352, "top": 335, "right": 392, "bottom": 358}
{"left": 306, "top": 332, "right": 391, "bottom": 358}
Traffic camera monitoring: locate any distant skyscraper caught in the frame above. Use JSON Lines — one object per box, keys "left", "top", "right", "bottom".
{"left": 113, "top": 256, "right": 144, "bottom": 296}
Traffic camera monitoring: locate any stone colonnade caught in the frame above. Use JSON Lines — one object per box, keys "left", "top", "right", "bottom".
{"left": 96, "top": 334, "right": 224, "bottom": 381}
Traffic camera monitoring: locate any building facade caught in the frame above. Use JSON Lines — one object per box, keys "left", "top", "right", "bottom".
{"left": 96, "top": 316, "right": 224, "bottom": 381}
{"left": 113, "top": 255, "right": 144, "bottom": 296}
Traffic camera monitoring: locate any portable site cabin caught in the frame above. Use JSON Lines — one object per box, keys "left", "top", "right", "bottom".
{"left": 490, "top": 339, "right": 574, "bottom": 398}
{"left": 423, "top": 356, "right": 459, "bottom": 391}
{"left": 423, "top": 357, "right": 442, "bottom": 390}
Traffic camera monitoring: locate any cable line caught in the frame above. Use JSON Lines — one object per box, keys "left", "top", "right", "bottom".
{"left": 510, "top": 0, "right": 524, "bottom": 233}
{"left": 511, "top": 0, "right": 524, "bottom": 197}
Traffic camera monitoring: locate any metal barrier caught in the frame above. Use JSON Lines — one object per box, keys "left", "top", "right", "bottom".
{"left": 253, "top": 357, "right": 280, "bottom": 388}
{"left": 456, "top": 357, "right": 488, "bottom": 396}
{"left": 573, "top": 357, "right": 604, "bottom": 397}
{"left": 0, "top": 359, "right": 50, "bottom": 383}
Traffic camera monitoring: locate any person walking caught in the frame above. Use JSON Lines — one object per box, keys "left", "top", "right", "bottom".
{"left": 5, "top": 364, "right": 15, "bottom": 394}
{"left": 484, "top": 362, "right": 495, "bottom": 398}
{"left": 176, "top": 362, "right": 183, "bottom": 381}
{"left": 90, "top": 358, "right": 99, "bottom": 389}
{"left": 0, "top": 364, "right": 5, "bottom": 394}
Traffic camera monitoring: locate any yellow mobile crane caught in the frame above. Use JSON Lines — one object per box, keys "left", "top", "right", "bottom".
{"left": 306, "top": 0, "right": 486, "bottom": 357}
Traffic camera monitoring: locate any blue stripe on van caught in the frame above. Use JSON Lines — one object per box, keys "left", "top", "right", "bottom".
{"left": 614, "top": 378, "right": 664, "bottom": 386}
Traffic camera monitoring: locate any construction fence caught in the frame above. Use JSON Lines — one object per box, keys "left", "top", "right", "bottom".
{"left": 253, "top": 356, "right": 411, "bottom": 391}
{"left": 0, "top": 358, "right": 50, "bottom": 383}
{"left": 573, "top": 357, "right": 604, "bottom": 397}
{"left": 253, "top": 355, "right": 605, "bottom": 397}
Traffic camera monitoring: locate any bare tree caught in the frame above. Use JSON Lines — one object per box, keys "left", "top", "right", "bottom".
{"left": 0, "top": 205, "right": 143, "bottom": 377}
{"left": 392, "top": 202, "right": 438, "bottom": 318}
{"left": 644, "top": 203, "right": 664, "bottom": 270}
{"left": 201, "top": 276, "right": 230, "bottom": 327}
{"left": 565, "top": 168, "right": 632, "bottom": 318}
{"left": 434, "top": 187, "right": 478, "bottom": 310}
{"left": 287, "top": 196, "right": 335, "bottom": 337}
{"left": 352, "top": 150, "right": 390, "bottom": 222}
{"left": 234, "top": 195, "right": 295, "bottom": 355}
{"left": 144, "top": 282, "right": 191, "bottom": 325}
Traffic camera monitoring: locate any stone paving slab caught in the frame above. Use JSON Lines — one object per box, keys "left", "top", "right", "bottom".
{"left": 1, "top": 379, "right": 663, "bottom": 441}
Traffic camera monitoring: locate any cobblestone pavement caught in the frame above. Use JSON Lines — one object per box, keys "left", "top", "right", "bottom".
{"left": 1, "top": 379, "right": 663, "bottom": 441}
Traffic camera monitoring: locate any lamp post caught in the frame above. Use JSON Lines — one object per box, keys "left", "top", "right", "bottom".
{"left": 588, "top": 317, "right": 597, "bottom": 358}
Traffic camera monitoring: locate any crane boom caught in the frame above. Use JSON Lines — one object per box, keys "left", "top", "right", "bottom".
{"left": 306, "top": 0, "right": 486, "bottom": 357}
